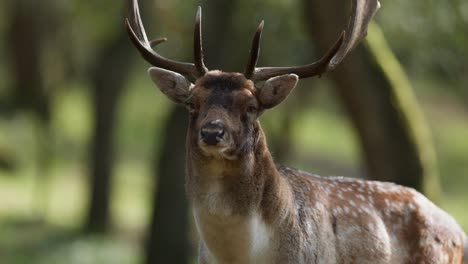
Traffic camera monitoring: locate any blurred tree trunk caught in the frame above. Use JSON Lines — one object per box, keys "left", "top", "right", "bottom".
{"left": 303, "top": 0, "right": 440, "bottom": 200}
{"left": 144, "top": 1, "right": 238, "bottom": 262}
{"left": 85, "top": 30, "right": 132, "bottom": 233}
{"left": 7, "top": 0, "right": 58, "bottom": 218}
{"left": 7, "top": 1, "right": 52, "bottom": 120}
{"left": 203, "top": 0, "right": 239, "bottom": 71}
{"left": 145, "top": 107, "right": 189, "bottom": 264}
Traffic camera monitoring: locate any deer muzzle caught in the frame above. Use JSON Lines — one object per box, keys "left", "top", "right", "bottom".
{"left": 200, "top": 119, "right": 226, "bottom": 146}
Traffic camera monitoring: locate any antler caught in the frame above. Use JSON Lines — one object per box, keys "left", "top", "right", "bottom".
{"left": 245, "top": 0, "right": 381, "bottom": 82}
{"left": 125, "top": 0, "right": 208, "bottom": 78}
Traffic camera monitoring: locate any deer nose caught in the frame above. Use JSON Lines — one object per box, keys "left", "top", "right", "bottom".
{"left": 200, "top": 120, "right": 225, "bottom": 146}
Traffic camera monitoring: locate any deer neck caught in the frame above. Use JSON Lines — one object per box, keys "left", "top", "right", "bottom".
{"left": 186, "top": 126, "right": 292, "bottom": 262}
{"left": 186, "top": 126, "right": 290, "bottom": 218}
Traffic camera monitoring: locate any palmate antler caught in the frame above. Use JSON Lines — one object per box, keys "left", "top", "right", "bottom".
{"left": 125, "top": 0, "right": 380, "bottom": 82}
{"left": 244, "top": 0, "right": 381, "bottom": 82}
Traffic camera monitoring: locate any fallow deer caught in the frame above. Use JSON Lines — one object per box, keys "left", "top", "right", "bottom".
{"left": 125, "top": 0, "right": 468, "bottom": 263}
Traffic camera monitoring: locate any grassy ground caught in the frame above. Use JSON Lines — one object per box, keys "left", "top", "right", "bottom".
{"left": 0, "top": 78, "right": 467, "bottom": 263}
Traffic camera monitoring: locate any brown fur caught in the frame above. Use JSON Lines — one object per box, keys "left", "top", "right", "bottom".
{"left": 128, "top": 0, "right": 464, "bottom": 260}
{"left": 180, "top": 71, "right": 466, "bottom": 263}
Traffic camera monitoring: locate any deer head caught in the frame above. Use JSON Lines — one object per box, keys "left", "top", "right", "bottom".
{"left": 126, "top": 0, "right": 380, "bottom": 161}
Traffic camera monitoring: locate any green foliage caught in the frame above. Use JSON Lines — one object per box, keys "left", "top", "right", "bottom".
{"left": 377, "top": 0, "right": 468, "bottom": 86}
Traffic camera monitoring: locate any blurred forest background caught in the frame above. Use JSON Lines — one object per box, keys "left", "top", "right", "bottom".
{"left": 0, "top": 0, "right": 467, "bottom": 263}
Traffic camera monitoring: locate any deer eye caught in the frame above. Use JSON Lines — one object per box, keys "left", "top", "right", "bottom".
{"left": 246, "top": 105, "right": 257, "bottom": 113}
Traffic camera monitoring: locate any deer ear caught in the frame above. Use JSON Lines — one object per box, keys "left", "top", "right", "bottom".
{"left": 148, "top": 67, "right": 194, "bottom": 104}
{"left": 258, "top": 74, "right": 299, "bottom": 109}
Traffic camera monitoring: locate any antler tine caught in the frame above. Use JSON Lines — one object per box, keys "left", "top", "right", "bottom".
{"left": 194, "top": 7, "right": 208, "bottom": 76}
{"left": 149, "top": 38, "right": 167, "bottom": 48}
{"left": 125, "top": 0, "right": 202, "bottom": 78}
{"left": 251, "top": 32, "right": 345, "bottom": 82}
{"left": 250, "top": 0, "right": 380, "bottom": 82}
{"left": 128, "top": 0, "right": 147, "bottom": 42}
{"left": 244, "top": 21, "right": 264, "bottom": 79}
{"left": 328, "top": 0, "right": 381, "bottom": 69}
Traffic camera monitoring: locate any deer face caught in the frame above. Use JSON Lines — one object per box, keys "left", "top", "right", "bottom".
{"left": 148, "top": 68, "right": 298, "bottom": 160}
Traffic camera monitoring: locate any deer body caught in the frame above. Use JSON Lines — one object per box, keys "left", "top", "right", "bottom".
{"left": 185, "top": 95, "right": 466, "bottom": 263}
{"left": 126, "top": 0, "right": 467, "bottom": 262}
